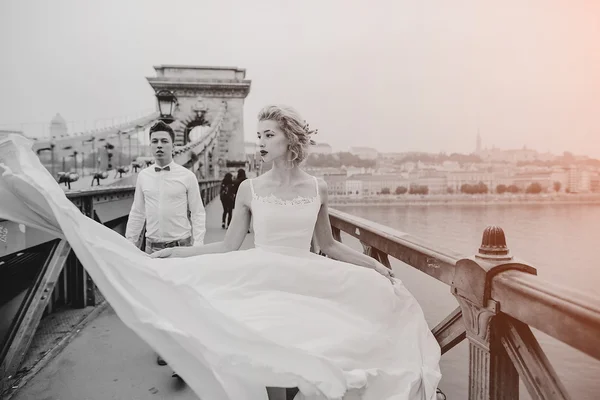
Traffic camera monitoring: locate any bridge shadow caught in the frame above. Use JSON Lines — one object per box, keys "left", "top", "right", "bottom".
{"left": 9, "top": 199, "right": 255, "bottom": 400}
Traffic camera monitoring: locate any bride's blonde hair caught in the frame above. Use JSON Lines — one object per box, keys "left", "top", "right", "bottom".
{"left": 257, "top": 105, "right": 317, "bottom": 165}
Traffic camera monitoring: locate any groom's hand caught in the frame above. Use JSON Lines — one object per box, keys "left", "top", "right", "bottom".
{"left": 150, "top": 248, "right": 175, "bottom": 258}
{"left": 150, "top": 247, "right": 194, "bottom": 258}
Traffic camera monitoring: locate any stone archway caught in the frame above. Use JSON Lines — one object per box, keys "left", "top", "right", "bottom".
{"left": 146, "top": 65, "right": 251, "bottom": 163}
{"left": 171, "top": 97, "right": 211, "bottom": 146}
{"left": 184, "top": 114, "right": 210, "bottom": 144}
{"left": 170, "top": 98, "right": 212, "bottom": 146}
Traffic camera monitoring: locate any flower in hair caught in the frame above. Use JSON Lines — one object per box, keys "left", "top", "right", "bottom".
{"left": 303, "top": 121, "right": 318, "bottom": 136}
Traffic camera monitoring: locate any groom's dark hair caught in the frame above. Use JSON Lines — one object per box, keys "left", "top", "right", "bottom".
{"left": 149, "top": 120, "right": 175, "bottom": 143}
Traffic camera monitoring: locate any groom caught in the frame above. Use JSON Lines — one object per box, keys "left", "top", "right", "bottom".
{"left": 125, "top": 120, "right": 206, "bottom": 370}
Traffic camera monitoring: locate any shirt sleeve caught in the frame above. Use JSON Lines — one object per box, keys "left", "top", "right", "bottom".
{"left": 125, "top": 175, "right": 146, "bottom": 246}
{"left": 187, "top": 174, "right": 206, "bottom": 245}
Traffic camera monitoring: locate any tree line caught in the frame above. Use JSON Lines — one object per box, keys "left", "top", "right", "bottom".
{"left": 376, "top": 181, "right": 562, "bottom": 195}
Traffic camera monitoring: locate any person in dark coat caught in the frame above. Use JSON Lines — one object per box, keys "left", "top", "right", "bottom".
{"left": 232, "top": 169, "right": 247, "bottom": 202}
{"left": 220, "top": 173, "right": 236, "bottom": 229}
{"left": 232, "top": 169, "right": 249, "bottom": 232}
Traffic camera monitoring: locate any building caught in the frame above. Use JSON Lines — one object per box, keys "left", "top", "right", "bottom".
{"left": 511, "top": 171, "right": 554, "bottom": 192}
{"left": 323, "top": 173, "right": 347, "bottom": 196}
{"left": 348, "top": 146, "right": 378, "bottom": 160}
{"left": 345, "top": 179, "right": 363, "bottom": 196}
{"left": 590, "top": 173, "right": 600, "bottom": 192}
{"left": 447, "top": 170, "right": 499, "bottom": 193}
{"left": 567, "top": 166, "right": 591, "bottom": 193}
{"left": 474, "top": 141, "right": 558, "bottom": 164}
{"left": 346, "top": 174, "right": 409, "bottom": 196}
{"left": 310, "top": 143, "right": 332, "bottom": 155}
{"left": 50, "top": 113, "right": 68, "bottom": 138}
{"left": 305, "top": 166, "right": 346, "bottom": 178}
{"left": 379, "top": 152, "right": 406, "bottom": 161}
{"left": 410, "top": 171, "right": 448, "bottom": 194}
{"left": 344, "top": 166, "right": 372, "bottom": 176}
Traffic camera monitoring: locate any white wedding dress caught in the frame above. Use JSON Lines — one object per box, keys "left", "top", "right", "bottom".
{"left": 0, "top": 134, "right": 441, "bottom": 400}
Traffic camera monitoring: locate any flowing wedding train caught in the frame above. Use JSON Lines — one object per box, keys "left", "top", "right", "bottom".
{"left": 0, "top": 134, "right": 441, "bottom": 400}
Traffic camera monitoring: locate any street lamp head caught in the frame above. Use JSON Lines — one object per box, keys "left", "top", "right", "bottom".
{"left": 155, "top": 90, "right": 178, "bottom": 124}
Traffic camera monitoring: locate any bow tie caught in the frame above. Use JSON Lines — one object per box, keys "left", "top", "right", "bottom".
{"left": 155, "top": 166, "right": 170, "bottom": 172}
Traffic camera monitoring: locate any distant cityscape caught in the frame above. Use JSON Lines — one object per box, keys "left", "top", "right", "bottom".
{"left": 2, "top": 113, "right": 599, "bottom": 198}
{"left": 247, "top": 133, "right": 600, "bottom": 198}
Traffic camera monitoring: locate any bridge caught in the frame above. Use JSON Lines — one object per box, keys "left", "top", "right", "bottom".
{"left": 1, "top": 65, "right": 599, "bottom": 400}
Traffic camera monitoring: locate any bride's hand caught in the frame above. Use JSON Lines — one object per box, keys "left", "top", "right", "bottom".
{"left": 150, "top": 247, "right": 194, "bottom": 259}
{"left": 374, "top": 263, "right": 395, "bottom": 284}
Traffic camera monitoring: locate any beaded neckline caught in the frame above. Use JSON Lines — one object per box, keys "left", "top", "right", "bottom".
{"left": 249, "top": 176, "right": 320, "bottom": 206}
{"left": 252, "top": 193, "right": 319, "bottom": 206}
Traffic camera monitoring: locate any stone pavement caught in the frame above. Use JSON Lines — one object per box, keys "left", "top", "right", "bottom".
{"left": 10, "top": 199, "right": 254, "bottom": 400}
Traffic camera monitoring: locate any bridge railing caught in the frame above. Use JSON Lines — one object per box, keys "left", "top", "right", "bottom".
{"left": 0, "top": 180, "right": 221, "bottom": 389}
{"left": 62, "top": 179, "right": 221, "bottom": 305}
{"left": 319, "top": 208, "right": 600, "bottom": 400}
{"left": 6, "top": 183, "right": 599, "bottom": 399}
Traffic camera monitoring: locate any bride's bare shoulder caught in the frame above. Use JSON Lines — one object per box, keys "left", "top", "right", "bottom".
{"left": 235, "top": 180, "right": 254, "bottom": 203}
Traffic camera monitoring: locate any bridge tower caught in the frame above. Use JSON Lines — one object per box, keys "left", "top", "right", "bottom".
{"left": 146, "top": 65, "right": 251, "bottom": 176}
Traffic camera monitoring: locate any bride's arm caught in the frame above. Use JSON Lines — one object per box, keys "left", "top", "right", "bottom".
{"left": 313, "top": 179, "right": 394, "bottom": 280}
{"left": 151, "top": 181, "right": 253, "bottom": 258}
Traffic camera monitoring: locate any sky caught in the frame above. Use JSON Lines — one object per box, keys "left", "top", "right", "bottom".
{"left": 1, "top": 0, "right": 599, "bottom": 157}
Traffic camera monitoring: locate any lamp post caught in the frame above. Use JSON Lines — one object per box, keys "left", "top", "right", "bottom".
{"left": 50, "top": 140, "right": 55, "bottom": 178}
{"left": 61, "top": 145, "right": 73, "bottom": 172}
{"left": 97, "top": 137, "right": 106, "bottom": 169}
{"left": 71, "top": 150, "right": 78, "bottom": 173}
{"left": 135, "top": 124, "right": 143, "bottom": 159}
{"left": 105, "top": 142, "right": 115, "bottom": 170}
{"left": 83, "top": 136, "right": 96, "bottom": 173}
{"left": 155, "top": 90, "right": 178, "bottom": 124}
{"left": 117, "top": 130, "right": 123, "bottom": 167}
{"left": 118, "top": 129, "right": 132, "bottom": 165}
{"left": 36, "top": 141, "right": 56, "bottom": 179}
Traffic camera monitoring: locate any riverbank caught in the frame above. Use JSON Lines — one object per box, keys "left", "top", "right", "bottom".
{"left": 329, "top": 193, "right": 600, "bottom": 207}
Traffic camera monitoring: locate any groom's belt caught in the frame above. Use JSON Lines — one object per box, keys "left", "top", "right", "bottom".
{"left": 146, "top": 236, "right": 191, "bottom": 248}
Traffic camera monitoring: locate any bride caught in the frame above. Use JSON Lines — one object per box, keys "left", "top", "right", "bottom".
{"left": 0, "top": 105, "right": 441, "bottom": 400}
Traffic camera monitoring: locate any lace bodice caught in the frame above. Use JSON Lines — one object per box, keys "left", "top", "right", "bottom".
{"left": 250, "top": 177, "right": 321, "bottom": 253}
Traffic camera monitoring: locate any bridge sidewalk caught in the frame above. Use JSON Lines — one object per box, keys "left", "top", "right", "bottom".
{"left": 9, "top": 199, "right": 252, "bottom": 400}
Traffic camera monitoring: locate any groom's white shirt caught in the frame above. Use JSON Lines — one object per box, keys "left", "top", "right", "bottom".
{"left": 125, "top": 161, "right": 206, "bottom": 246}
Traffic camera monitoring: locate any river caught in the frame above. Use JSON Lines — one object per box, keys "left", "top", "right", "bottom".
{"left": 334, "top": 203, "right": 600, "bottom": 399}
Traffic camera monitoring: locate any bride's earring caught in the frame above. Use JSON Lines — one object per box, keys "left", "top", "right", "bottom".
{"left": 285, "top": 146, "right": 294, "bottom": 169}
